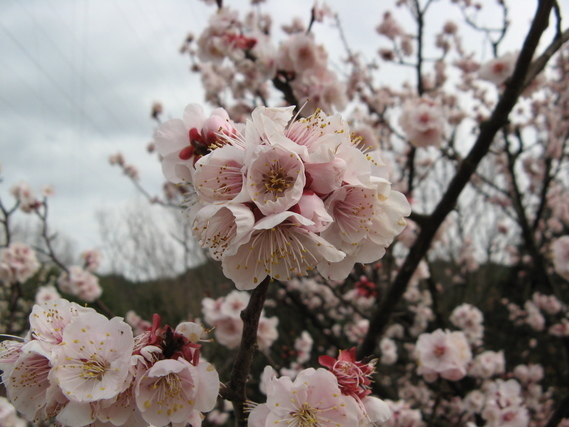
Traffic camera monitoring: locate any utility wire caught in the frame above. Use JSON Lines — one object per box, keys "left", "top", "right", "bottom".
{"left": 0, "top": 19, "right": 113, "bottom": 141}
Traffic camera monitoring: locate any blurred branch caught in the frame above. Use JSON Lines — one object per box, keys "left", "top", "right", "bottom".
{"left": 504, "top": 132, "right": 556, "bottom": 295}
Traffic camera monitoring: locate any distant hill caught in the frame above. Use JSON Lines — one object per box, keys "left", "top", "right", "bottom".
{"left": 99, "top": 257, "right": 231, "bottom": 325}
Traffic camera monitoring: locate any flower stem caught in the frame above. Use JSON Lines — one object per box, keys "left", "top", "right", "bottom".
{"left": 222, "top": 277, "right": 271, "bottom": 426}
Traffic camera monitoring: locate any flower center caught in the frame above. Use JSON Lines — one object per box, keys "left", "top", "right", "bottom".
{"left": 80, "top": 356, "right": 110, "bottom": 381}
{"left": 262, "top": 165, "right": 293, "bottom": 195}
{"left": 434, "top": 345, "right": 446, "bottom": 357}
{"left": 493, "top": 62, "right": 506, "bottom": 74}
{"left": 157, "top": 373, "right": 183, "bottom": 398}
{"left": 291, "top": 403, "right": 319, "bottom": 426}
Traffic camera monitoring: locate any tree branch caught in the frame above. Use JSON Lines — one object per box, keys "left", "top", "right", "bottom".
{"left": 357, "top": 0, "right": 561, "bottom": 359}
{"left": 220, "top": 277, "right": 270, "bottom": 426}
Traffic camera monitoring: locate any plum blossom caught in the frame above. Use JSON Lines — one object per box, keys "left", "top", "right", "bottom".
{"left": 376, "top": 12, "right": 404, "bottom": 40}
{"left": 415, "top": 329, "right": 472, "bottom": 382}
{"left": 513, "top": 364, "right": 544, "bottom": 384}
{"left": 479, "top": 51, "right": 518, "bottom": 86}
{"left": 1, "top": 299, "right": 222, "bottom": 426}
{"left": 34, "top": 284, "right": 61, "bottom": 304}
{"left": 165, "top": 105, "right": 410, "bottom": 289}
{"left": 399, "top": 97, "right": 446, "bottom": 148}
{"left": 468, "top": 350, "right": 505, "bottom": 379}
{"left": 0, "top": 242, "right": 40, "bottom": 284}
{"left": 481, "top": 379, "right": 529, "bottom": 427}
{"left": 383, "top": 400, "right": 425, "bottom": 427}
{"left": 80, "top": 249, "right": 103, "bottom": 272}
{"left": 202, "top": 290, "right": 279, "bottom": 349}
{"left": 154, "top": 103, "right": 237, "bottom": 184}
{"left": 135, "top": 357, "right": 218, "bottom": 426}
{"left": 276, "top": 33, "right": 347, "bottom": 113}
{"left": 248, "top": 368, "right": 361, "bottom": 426}
{"left": 319, "top": 348, "right": 375, "bottom": 400}
{"left": 531, "top": 292, "right": 563, "bottom": 315}
{"left": 380, "top": 337, "right": 398, "bottom": 365}
{"left": 10, "top": 181, "right": 40, "bottom": 213}
{"left": 449, "top": 303, "right": 484, "bottom": 345}
{"left": 51, "top": 312, "right": 134, "bottom": 402}
{"left": 294, "top": 331, "right": 313, "bottom": 364}
{"left": 552, "top": 236, "right": 569, "bottom": 281}
{"left": 57, "top": 266, "right": 102, "bottom": 302}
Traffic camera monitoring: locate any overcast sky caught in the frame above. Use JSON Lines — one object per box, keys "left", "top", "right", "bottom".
{"left": 0, "top": 0, "right": 561, "bottom": 274}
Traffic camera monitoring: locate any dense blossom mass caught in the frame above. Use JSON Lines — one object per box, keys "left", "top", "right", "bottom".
{"left": 1, "top": 0, "right": 569, "bottom": 425}
{"left": 0, "top": 298, "right": 220, "bottom": 427}
{"left": 155, "top": 104, "right": 411, "bottom": 289}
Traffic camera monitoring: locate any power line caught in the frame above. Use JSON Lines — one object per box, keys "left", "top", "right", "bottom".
{"left": 0, "top": 19, "right": 114, "bottom": 141}
{"left": 109, "top": 0, "right": 189, "bottom": 107}
{"left": 13, "top": 0, "right": 142, "bottom": 137}
{"left": 43, "top": 0, "right": 156, "bottom": 132}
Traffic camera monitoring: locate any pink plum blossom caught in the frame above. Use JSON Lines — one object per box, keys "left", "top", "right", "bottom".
{"left": 415, "top": 329, "right": 472, "bottom": 382}
{"left": 34, "top": 285, "right": 61, "bottom": 305}
{"left": 481, "top": 379, "right": 529, "bottom": 427}
{"left": 57, "top": 266, "right": 102, "bottom": 302}
{"left": 449, "top": 303, "right": 484, "bottom": 345}
{"left": 552, "top": 236, "right": 569, "bottom": 281}
{"left": 468, "top": 350, "right": 505, "bottom": 379}
{"left": 0, "top": 242, "right": 40, "bottom": 284}
{"left": 202, "top": 290, "right": 279, "bottom": 349}
{"left": 154, "top": 103, "right": 237, "bottom": 184}
{"left": 222, "top": 211, "right": 345, "bottom": 288}
{"left": 51, "top": 312, "right": 134, "bottom": 403}
{"left": 0, "top": 397, "right": 26, "bottom": 427}
{"left": 399, "top": 97, "right": 446, "bottom": 148}
{"left": 248, "top": 368, "right": 361, "bottom": 426}
{"left": 135, "top": 357, "right": 219, "bottom": 426}
{"left": 479, "top": 51, "right": 519, "bottom": 86}
{"left": 383, "top": 400, "right": 425, "bottom": 426}
{"left": 80, "top": 249, "right": 103, "bottom": 272}
{"left": 319, "top": 347, "right": 375, "bottom": 400}
{"left": 10, "top": 182, "right": 40, "bottom": 213}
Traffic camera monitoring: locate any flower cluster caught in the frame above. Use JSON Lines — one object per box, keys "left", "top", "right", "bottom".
{"left": 155, "top": 104, "right": 411, "bottom": 289}
{"left": 465, "top": 379, "right": 530, "bottom": 426}
{"left": 0, "top": 242, "right": 40, "bottom": 284}
{"left": 10, "top": 181, "right": 41, "bottom": 213}
{"left": 449, "top": 303, "right": 484, "bottom": 345}
{"left": 57, "top": 265, "right": 102, "bottom": 302}
{"left": 249, "top": 348, "right": 391, "bottom": 426}
{"left": 0, "top": 298, "right": 220, "bottom": 426}
{"left": 202, "top": 289, "right": 279, "bottom": 350}
{"left": 276, "top": 33, "right": 348, "bottom": 114}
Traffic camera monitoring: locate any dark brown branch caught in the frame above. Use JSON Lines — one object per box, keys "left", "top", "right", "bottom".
{"left": 272, "top": 73, "right": 298, "bottom": 108}
{"left": 357, "top": 0, "right": 561, "bottom": 359}
{"left": 7, "top": 281, "right": 22, "bottom": 335}
{"left": 546, "top": 392, "right": 569, "bottom": 426}
{"left": 220, "top": 277, "right": 270, "bottom": 427}
{"left": 524, "top": 28, "right": 569, "bottom": 88}
{"left": 504, "top": 134, "right": 556, "bottom": 294}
